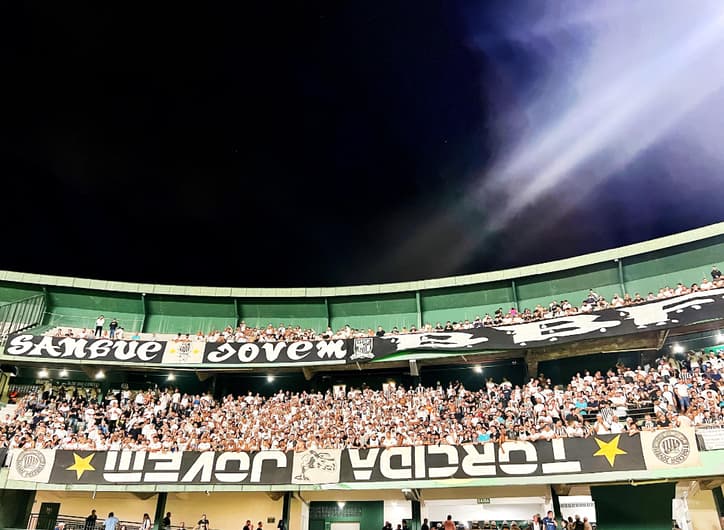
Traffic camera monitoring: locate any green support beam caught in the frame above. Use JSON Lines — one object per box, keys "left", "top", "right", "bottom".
{"left": 410, "top": 500, "right": 421, "bottom": 530}
{"left": 618, "top": 258, "right": 626, "bottom": 296}
{"left": 152, "top": 492, "right": 168, "bottom": 530}
{"left": 140, "top": 293, "right": 147, "bottom": 333}
{"left": 41, "top": 286, "right": 49, "bottom": 326}
{"left": 281, "top": 492, "right": 291, "bottom": 530}
{"left": 415, "top": 291, "right": 422, "bottom": 329}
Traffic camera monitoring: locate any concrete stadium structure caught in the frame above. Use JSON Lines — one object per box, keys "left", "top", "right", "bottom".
{"left": 0, "top": 222, "right": 723, "bottom": 530}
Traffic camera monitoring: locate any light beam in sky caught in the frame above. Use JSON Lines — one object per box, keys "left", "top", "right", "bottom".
{"left": 472, "top": 1, "right": 724, "bottom": 231}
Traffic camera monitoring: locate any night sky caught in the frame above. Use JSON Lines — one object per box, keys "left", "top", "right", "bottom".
{"left": 3, "top": 2, "right": 724, "bottom": 287}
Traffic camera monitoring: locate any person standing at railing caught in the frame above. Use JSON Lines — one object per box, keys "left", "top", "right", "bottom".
{"left": 104, "top": 512, "right": 119, "bottom": 530}
{"left": 109, "top": 318, "right": 119, "bottom": 339}
{"left": 712, "top": 265, "right": 721, "bottom": 280}
{"left": 162, "top": 512, "right": 172, "bottom": 530}
{"left": 197, "top": 514, "right": 210, "bottom": 530}
{"left": 140, "top": 513, "right": 152, "bottom": 530}
{"left": 85, "top": 510, "right": 98, "bottom": 530}
{"left": 95, "top": 316, "right": 105, "bottom": 338}
{"left": 542, "top": 511, "right": 558, "bottom": 530}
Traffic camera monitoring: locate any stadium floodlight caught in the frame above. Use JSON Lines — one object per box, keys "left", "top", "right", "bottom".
{"left": 167, "top": 373, "right": 176, "bottom": 381}
{"left": 337, "top": 502, "right": 346, "bottom": 510}
{"left": 38, "top": 368, "right": 49, "bottom": 379}
{"left": 717, "top": 332, "right": 724, "bottom": 344}
{"left": 95, "top": 370, "right": 105, "bottom": 379}
{"left": 59, "top": 369, "right": 68, "bottom": 377}
{"left": 473, "top": 366, "right": 483, "bottom": 373}
{"left": 673, "top": 343, "right": 685, "bottom": 354}
{"left": 267, "top": 375, "right": 275, "bottom": 383}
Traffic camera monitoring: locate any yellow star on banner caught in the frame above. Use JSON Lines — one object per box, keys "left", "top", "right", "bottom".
{"left": 593, "top": 435, "right": 627, "bottom": 467}
{"left": 66, "top": 453, "right": 96, "bottom": 479}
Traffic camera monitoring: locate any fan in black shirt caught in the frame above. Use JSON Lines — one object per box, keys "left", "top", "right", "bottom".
{"left": 712, "top": 265, "right": 721, "bottom": 280}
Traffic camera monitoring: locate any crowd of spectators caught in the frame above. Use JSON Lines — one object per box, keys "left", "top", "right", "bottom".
{"left": 2, "top": 348, "right": 723, "bottom": 452}
{"left": 50, "top": 266, "right": 724, "bottom": 344}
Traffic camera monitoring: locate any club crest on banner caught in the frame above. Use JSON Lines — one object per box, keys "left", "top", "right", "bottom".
{"left": 651, "top": 430, "right": 691, "bottom": 466}
{"left": 14, "top": 450, "right": 46, "bottom": 479}
{"left": 350, "top": 338, "right": 375, "bottom": 361}
{"left": 162, "top": 340, "right": 205, "bottom": 364}
{"left": 641, "top": 427, "right": 700, "bottom": 470}
{"left": 8, "top": 449, "right": 55, "bottom": 483}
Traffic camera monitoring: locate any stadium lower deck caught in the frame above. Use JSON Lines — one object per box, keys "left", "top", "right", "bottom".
{"left": 3, "top": 336, "right": 724, "bottom": 530}
{"left": 2, "top": 477, "right": 723, "bottom": 530}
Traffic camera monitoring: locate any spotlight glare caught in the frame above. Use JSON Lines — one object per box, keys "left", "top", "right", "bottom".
{"left": 267, "top": 375, "right": 275, "bottom": 383}
{"left": 95, "top": 370, "right": 105, "bottom": 380}
{"left": 473, "top": 366, "right": 483, "bottom": 373}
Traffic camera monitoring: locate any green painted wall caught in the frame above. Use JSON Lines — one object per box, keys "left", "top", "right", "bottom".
{"left": 239, "top": 298, "right": 328, "bottom": 331}
{"left": 329, "top": 293, "right": 418, "bottom": 332}
{"left": 0, "top": 283, "right": 42, "bottom": 305}
{"left": 144, "top": 295, "right": 236, "bottom": 334}
{"left": 309, "top": 501, "right": 383, "bottom": 530}
{"left": 0, "top": 489, "right": 35, "bottom": 529}
{"left": 622, "top": 235, "right": 724, "bottom": 296}
{"left": 590, "top": 483, "right": 674, "bottom": 530}
{"left": 0, "top": 228, "right": 721, "bottom": 337}
{"left": 516, "top": 261, "right": 621, "bottom": 310}
{"left": 420, "top": 281, "right": 514, "bottom": 324}
{"left": 45, "top": 288, "right": 144, "bottom": 331}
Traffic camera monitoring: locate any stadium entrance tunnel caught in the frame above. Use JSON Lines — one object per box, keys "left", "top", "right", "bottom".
{"left": 5, "top": 482, "right": 721, "bottom": 530}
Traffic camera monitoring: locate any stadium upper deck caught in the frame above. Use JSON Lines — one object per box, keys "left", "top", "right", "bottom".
{"left": 0, "top": 223, "right": 722, "bottom": 339}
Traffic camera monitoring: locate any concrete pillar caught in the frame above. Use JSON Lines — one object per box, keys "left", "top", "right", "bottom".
{"left": 686, "top": 488, "right": 721, "bottom": 530}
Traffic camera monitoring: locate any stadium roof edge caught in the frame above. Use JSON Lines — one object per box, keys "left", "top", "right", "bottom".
{"left": 0, "top": 221, "right": 723, "bottom": 298}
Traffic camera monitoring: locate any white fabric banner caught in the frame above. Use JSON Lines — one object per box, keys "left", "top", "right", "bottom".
{"left": 641, "top": 427, "right": 700, "bottom": 470}
{"left": 161, "top": 340, "right": 206, "bottom": 364}
{"left": 291, "top": 449, "right": 342, "bottom": 484}
{"left": 696, "top": 427, "right": 724, "bottom": 450}
{"left": 8, "top": 449, "right": 56, "bottom": 483}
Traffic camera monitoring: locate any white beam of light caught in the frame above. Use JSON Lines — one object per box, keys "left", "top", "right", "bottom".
{"left": 477, "top": 3, "right": 724, "bottom": 231}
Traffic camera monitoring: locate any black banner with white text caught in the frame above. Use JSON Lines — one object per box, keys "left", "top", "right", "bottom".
{"left": 3, "top": 429, "right": 702, "bottom": 486}
{"left": 2, "top": 288, "right": 723, "bottom": 367}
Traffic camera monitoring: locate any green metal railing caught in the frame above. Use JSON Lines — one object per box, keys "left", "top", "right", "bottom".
{"left": 0, "top": 294, "right": 46, "bottom": 346}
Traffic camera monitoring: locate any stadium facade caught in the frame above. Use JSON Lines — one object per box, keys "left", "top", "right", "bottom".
{"left": 0, "top": 222, "right": 723, "bottom": 530}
